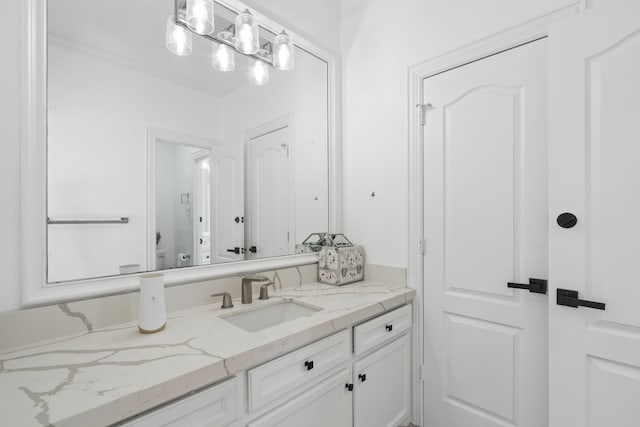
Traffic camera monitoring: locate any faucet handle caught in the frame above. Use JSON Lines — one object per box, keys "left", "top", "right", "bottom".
{"left": 258, "top": 281, "right": 275, "bottom": 300}
{"left": 211, "top": 292, "right": 233, "bottom": 309}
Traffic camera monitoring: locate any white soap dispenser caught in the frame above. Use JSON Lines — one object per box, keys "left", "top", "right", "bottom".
{"left": 137, "top": 273, "right": 167, "bottom": 334}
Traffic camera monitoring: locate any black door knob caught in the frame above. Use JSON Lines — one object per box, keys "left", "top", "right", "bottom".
{"left": 557, "top": 212, "right": 577, "bottom": 229}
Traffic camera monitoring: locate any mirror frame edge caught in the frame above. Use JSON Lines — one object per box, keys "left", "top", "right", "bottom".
{"left": 20, "top": 0, "right": 340, "bottom": 308}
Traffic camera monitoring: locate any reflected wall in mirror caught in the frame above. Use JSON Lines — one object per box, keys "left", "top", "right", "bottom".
{"left": 46, "top": 0, "right": 329, "bottom": 283}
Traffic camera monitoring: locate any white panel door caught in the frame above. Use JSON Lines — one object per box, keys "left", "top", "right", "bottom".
{"left": 548, "top": 1, "right": 640, "bottom": 426}
{"left": 246, "top": 127, "right": 290, "bottom": 259}
{"left": 423, "top": 40, "right": 548, "bottom": 427}
{"left": 211, "top": 143, "right": 244, "bottom": 263}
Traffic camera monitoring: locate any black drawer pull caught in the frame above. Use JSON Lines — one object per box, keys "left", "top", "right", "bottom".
{"left": 385, "top": 324, "right": 393, "bottom": 332}
{"left": 304, "top": 360, "right": 314, "bottom": 371}
{"left": 345, "top": 383, "right": 353, "bottom": 391}
{"left": 358, "top": 373, "right": 366, "bottom": 382}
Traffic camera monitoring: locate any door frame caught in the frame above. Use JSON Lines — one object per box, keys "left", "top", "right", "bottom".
{"left": 406, "top": 4, "right": 581, "bottom": 425}
{"left": 244, "top": 114, "right": 296, "bottom": 258}
{"left": 147, "top": 127, "right": 219, "bottom": 271}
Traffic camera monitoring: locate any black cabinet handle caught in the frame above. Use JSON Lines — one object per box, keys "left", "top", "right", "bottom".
{"left": 385, "top": 324, "right": 393, "bottom": 332}
{"left": 557, "top": 289, "right": 605, "bottom": 310}
{"left": 358, "top": 373, "right": 366, "bottom": 382}
{"left": 304, "top": 360, "right": 314, "bottom": 371}
{"left": 507, "top": 278, "right": 547, "bottom": 294}
{"left": 345, "top": 383, "right": 353, "bottom": 391}
{"left": 249, "top": 246, "right": 257, "bottom": 253}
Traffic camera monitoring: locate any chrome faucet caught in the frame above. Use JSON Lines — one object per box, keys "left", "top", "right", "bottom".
{"left": 241, "top": 275, "right": 271, "bottom": 304}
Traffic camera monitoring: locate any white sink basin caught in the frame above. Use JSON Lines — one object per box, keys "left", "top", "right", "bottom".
{"left": 221, "top": 300, "right": 322, "bottom": 332}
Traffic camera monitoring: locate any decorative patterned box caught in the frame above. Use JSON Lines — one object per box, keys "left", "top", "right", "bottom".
{"left": 297, "top": 233, "right": 365, "bottom": 286}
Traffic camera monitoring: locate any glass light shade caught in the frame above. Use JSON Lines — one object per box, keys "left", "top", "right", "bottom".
{"left": 249, "top": 57, "right": 269, "bottom": 85}
{"left": 273, "top": 31, "right": 295, "bottom": 70}
{"left": 166, "top": 15, "right": 192, "bottom": 56}
{"left": 212, "top": 43, "right": 235, "bottom": 72}
{"left": 234, "top": 9, "right": 259, "bottom": 54}
{"left": 186, "top": 0, "right": 215, "bottom": 35}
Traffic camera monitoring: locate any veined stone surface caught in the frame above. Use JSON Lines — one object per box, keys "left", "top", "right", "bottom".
{"left": 0, "top": 280, "right": 414, "bottom": 427}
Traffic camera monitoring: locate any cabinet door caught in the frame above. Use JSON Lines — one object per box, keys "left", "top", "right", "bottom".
{"left": 247, "top": 368, "right": 351, "bottom": 427}
{"left": 120, "top": 377, "right": 237, "bottom": 427}
{"left": 353, "top": 334, "right": 411, "bottom": 427}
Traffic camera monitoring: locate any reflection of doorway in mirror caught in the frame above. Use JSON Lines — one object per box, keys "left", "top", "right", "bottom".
{"left": 147, "top": 128, "right": 217, "bottom": 272}
{"left": 246, "top": 119, "right": 295, "bottom": 260}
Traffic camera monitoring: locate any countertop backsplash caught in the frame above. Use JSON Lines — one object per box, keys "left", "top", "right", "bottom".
{"left": 0, "top": 263, "right": 406, "bottom": 354}
{"left": 0, "top": 264, "right": 318, "bottom": 353}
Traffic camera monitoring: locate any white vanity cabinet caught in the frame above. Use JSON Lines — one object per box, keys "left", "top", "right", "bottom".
{"left": 247, "top": 329, "right": 351, "bottom": 412}
{"left": 119, "top": 377, "right": 238, "bottom": 427}
{"left": 118, "top": 304, "right": 413, "bottom": 427}
{"left": 247, "top": 368, "right": 353, "bottom": 427}
{"left": 248, "top": 304, "right": 413, "bottom": 427}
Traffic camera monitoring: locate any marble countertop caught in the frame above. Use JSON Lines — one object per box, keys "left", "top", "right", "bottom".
{"left": 0, "top": 281, "right": 415, "bottom": 427}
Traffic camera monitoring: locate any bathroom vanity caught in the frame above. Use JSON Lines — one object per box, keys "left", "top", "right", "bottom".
{"left": 0, "top": 281, "right": 415, "bottom": 426}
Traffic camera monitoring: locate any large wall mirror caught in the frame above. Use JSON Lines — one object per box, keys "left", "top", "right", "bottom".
{"left": 43, "top": 0, "right": 331, "bottom": 285}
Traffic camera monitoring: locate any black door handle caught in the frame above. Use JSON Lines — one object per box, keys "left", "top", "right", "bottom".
{"left": 249, "top": 246, "right": 257, "bottom": 253}
{"left": 557, "top": 289, "right": 605, "bottom": 310}
{"left": 507, "top": 278, "right": 547, "bottom": 294}
{"left": 226, "top": 247, "right": 240, "bottom": 254}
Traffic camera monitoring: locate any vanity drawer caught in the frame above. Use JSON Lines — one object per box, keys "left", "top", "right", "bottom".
{"left": 353, "top": 304, "right": 412, "bottom": 356}
{"left": 120, "top": 377, "right": 237, "bottom": 427}
{"left": 248, "top": 329, "right": 351, "bottom": 412}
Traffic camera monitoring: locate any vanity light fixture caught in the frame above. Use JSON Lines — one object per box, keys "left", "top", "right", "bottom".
{"left": 166, "top": 13, "right": 193, "bottom": 56}
{"left": 273, "top": 30, "right": 295, "bottom": 70}
{"left": 186, "top": 0, "right": 215, "bottom": 35}
{"left": 166, "top": 0, "right": 295, "bottom": 84}
{"left": 212, "top": 28, "right": 235, "bottom": 71}
{"left": 234, "top": 9, "right": 260, "bottom": 54}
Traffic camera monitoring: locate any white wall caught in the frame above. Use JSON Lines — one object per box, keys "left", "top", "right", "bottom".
{"left": 46, "top": 43, "right": 222, "bottom": 282}
{"left": 340, "top": 0, "right": 580, "bottom": 269}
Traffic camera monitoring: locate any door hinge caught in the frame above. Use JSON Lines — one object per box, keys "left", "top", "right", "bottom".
{"left": 419, "top": 238, "right": 425, "bottom": 256}
{"left": 419, "top": 365, "right": 425, "bottom": 382}
{"left": 287, "top": 231, "right": 290, "bottom": 242}
{"left": 416, "top": 103, "right": 433, "bottom": 126}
